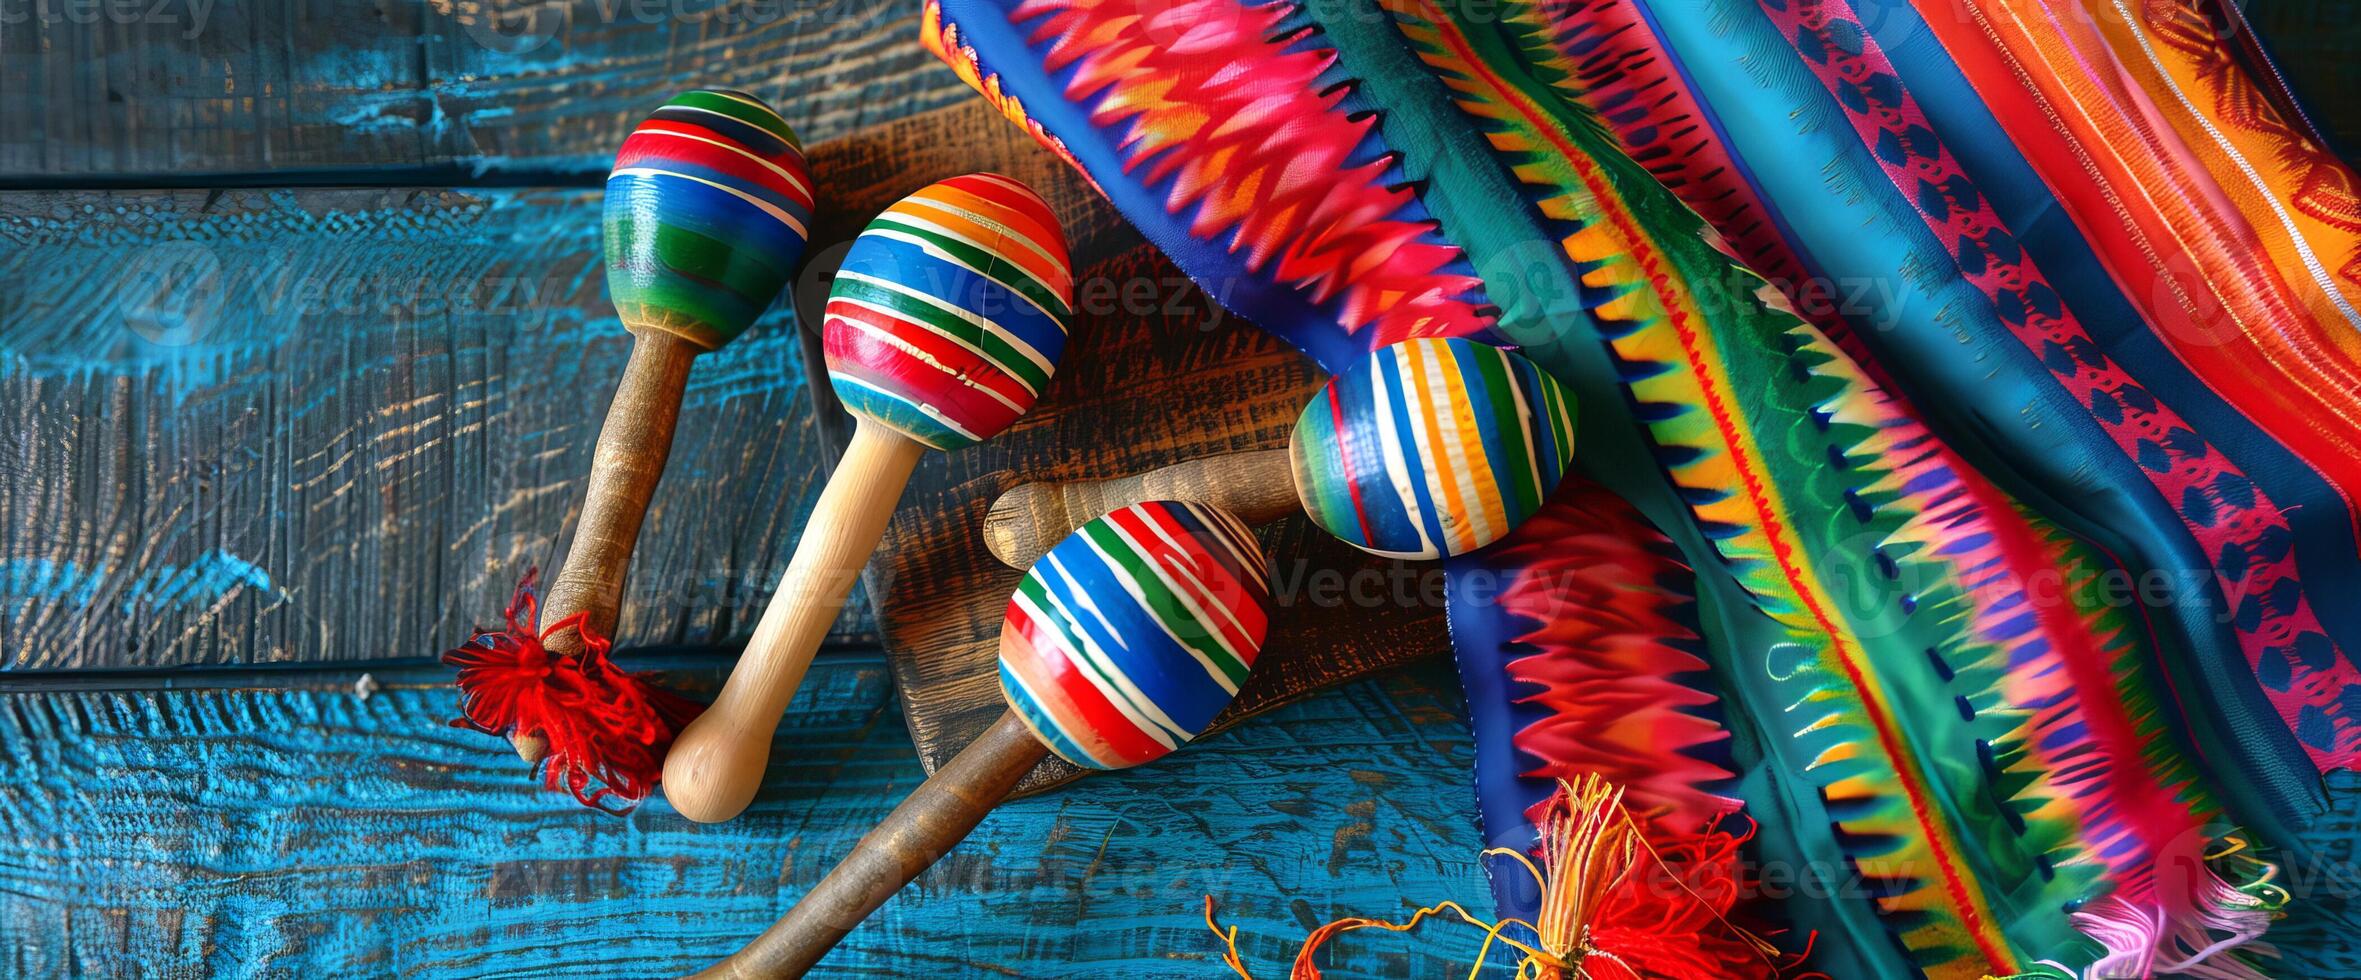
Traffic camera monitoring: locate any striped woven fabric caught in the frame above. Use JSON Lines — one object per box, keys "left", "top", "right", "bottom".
{"left": 999, "top": 500, "right": 1272, "bottom": 771}
{"left": 929, "top": 0, "right": 2354, "bottom": 975}
{"left": 602, "top": 89, "right": 813, "bottom": 349}
{"left": 824, "top": 173, "right": 1073, "bottom": 450}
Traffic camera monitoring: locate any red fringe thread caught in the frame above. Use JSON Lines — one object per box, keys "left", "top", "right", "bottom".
{"left": 1207, "top": 775, "right": 1813, "bottom": 979}
{"left": 442, "top": 569, "right": 702, "bottom": 812}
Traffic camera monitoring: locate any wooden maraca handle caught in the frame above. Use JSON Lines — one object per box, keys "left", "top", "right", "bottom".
{"left": 696, "top": 500, "right": 1273, "bottom": 975}
{"left": 688, "top": 711, "right": 1047, "bottom": 979}
{"left": 541, "top": 329, "right": 699, "bottom": 654}
{"left": 663, "top": 418, "right": 927, "bottom": 823}
{"left": 981, "top": 449, "right": 1296, "bottom": 569}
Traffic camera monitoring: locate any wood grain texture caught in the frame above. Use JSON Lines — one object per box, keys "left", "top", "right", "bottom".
{"left": 0, "top": 184, "right": 842, "bottom": 669}
{"left": 0, "top": 102, "right": 1078, "bottom": 670}
{"left": 862, "top": 226, "right": 1453, "bottom": 795}
{"left": 0, "top": 654, "right": 1497, "bottom": 978}
{"left": 982, "top": 448, "right": 1299, "bottom": 571}
{"left": 0, "top": 0, "right": 975, "bottom": 181}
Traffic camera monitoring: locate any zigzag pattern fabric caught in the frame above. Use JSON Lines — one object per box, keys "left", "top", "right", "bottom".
{"left": 926, "top": 0, "right": 2355, "bottom": 975}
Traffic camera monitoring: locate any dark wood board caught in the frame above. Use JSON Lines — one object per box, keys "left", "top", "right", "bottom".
{"left": 842, "top": 153, "right": 1454, "bottom": 795}
{"left": 0, "top": 0, "right": 977, "bottom": 182}
{"left": 0, "top": 653, "right": 1496, "bottom": 977}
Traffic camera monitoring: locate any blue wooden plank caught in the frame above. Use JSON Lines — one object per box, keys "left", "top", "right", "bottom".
{"left": 0, "top": 185, "right": 851, "bottom": 669}
{"left": 0, "top": 655, "right": 1500, "bottom": 977}
{"left": 0, "top": 0, "right": 977, "bottom": 182}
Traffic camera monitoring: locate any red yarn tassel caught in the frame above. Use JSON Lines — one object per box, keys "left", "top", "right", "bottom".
{"left": 1208, "top": 775, "right": 1810, "bottom": 979}
{"left": 443, "top": 570, "right": 703, "bottom": 812}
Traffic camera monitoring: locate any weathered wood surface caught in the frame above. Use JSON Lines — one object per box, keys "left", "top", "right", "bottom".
{"left": 0, "top": 0, "right": 975, "bottom": 182}
{"left": 0, "top": 101, "right": 1083, "bottom": 671}
{"left": 0, "top": 182, "right": 854, "bottom": 669}
{"left": 861, "top": 233, "right": 1454, "bottom": 793}
{"left": 0, "top": 654, "right": 1498, "bottom": 977}
{"left": 4, "top": 0, "right": 2345, "bottom": 185}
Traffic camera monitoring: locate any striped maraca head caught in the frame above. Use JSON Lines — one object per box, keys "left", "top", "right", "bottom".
{"left": 604, "top": 90, "right": 814, "bottom": 350}
{"left": 1291, "top": 337, "right": 1576, "bottom": 559}
{"left": 824, "top": 173, "right": 1073, "bottom": 451}
{"left": 998, "top": 501, "right": 1271, "bottom": 771}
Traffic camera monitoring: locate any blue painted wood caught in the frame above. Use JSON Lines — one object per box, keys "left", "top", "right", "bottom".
{"left": 0, "top": 185, "right": 847, "bottom": 669}
{"left": 0, "top": 654, "right": 1502, "bottom": 977}
{"left": 0, "top": 0, "right": 977, "bottom": 182}
{"left": 0, "top": 102, "right": 1118, "bottom": 671}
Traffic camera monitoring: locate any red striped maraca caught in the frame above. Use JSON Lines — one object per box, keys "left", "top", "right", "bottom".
{"left": 543, "top": 90, "right": 815, "bottom": 654}
{"left": 448, "top": 90, "right": 812, "bottom": 790}
{"left": 664, "top": 174, "right": 1074, "bottom": 822}
{"left": 690, "top": 501, "right": 1271, "bottom": 976}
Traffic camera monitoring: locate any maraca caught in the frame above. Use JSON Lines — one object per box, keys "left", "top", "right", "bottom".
{"left": 664, "top": 173, "right": 1074, "bottom": 822}
{"left": 985, "top": 337, "right": 1575, "bottom": 568}
{"left": 691, "top": 500, "right": 1272, "bottom": 977}
{"left": 501, "top": 89, "right": 812, "bottom": 762}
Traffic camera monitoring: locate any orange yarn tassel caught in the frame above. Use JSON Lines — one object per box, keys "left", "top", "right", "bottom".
{"left": 1207, "top": 774, "right": 1803, "bottom": 979}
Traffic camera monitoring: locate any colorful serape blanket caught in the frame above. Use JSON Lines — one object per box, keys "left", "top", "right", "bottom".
{"left": 924, "top": 0, "right": 2360, "bottom": 975}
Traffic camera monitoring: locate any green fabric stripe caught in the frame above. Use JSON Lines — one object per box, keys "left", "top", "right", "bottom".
{"left": 870, "top": 217, "right": 1072, "bottom": 323}
{"left": 831, "top": 277, "right": 1052, "bottom": 393}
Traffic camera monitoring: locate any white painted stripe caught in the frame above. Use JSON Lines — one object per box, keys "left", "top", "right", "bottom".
{"left": 609, "top": 166, "right": 809, "bottom": 240}
{"left": 830, "top": 297, "right": 1031, "bottom": 409}
{"left": 1030, "top": 559, "right": 1191, "bottom": 743}
{"left": 632, "top": 125, "right": 812, "bottom": 201}
{"left": 1413, "top": 343, "right": 1498, "bottom": 551}
{"left": 1367, "top": 350, "right": 1442, "bottom": 560}
{"left": 1183, "top": 500, "right": 1271, "bottom": 590}
{"left": 666, "top": 102, "right": 800, "bottom": 153}
{"left": 867, "top": 217, "right": 1070, "bottom": 329}
{"left": 1498, "top": 353, "right": 1548, "bottom": 516}
{"left": 995, "top": 653, "right": 1077, "bottom": 750}
{"left": 1097, "top": 516, "right": 1245, "bottom": 693}
{"left": 899, "top": 192, "right": 1071, "bottom": 294}
{"left": 1549, "top": 372, "right": 1576, "bottom": 465}
{"left": 702, "top": 92, "right": 795, "bottom": 134}
{"left": 2109, "top": 0, "right": 2361, "bottom": 331}
{"left": 836, "top": 269, "right": 1053, "bottom": 385}
{"left": 829, "top": 374, "right": 983, "bottom": 447}
{"left": 1009, "top": 590, "right": 1176, "bottom": 751}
